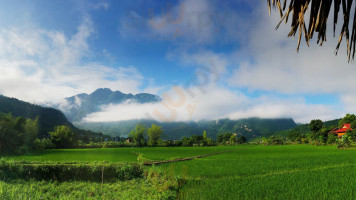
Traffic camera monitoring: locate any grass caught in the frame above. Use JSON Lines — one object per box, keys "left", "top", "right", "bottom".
{"left": 159, "top": 145, "right": 356, "bottom": 199}
{"left": 6, "top": 146, "right": 226, "bottom": 162}
{"left": 0, "top": 179, "right": 177, "bottom": 200}
{"left": 2, "top": 145, "right": 356, "bottom": 199}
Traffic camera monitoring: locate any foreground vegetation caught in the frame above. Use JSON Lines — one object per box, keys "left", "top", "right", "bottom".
{"left": 1, "top": 145, "right": 356, "bottom": 199}
{"left": 0, "top": 176, "right": 178, "bottom": 200}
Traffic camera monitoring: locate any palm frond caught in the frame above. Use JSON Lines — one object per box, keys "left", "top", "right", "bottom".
{"left": 267, "top": 0, "right": 356, "bottom": 62}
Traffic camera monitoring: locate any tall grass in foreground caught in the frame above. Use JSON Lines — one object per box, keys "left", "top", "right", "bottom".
{"left": 0, "top": 179, "right": 177, "bottom": 200}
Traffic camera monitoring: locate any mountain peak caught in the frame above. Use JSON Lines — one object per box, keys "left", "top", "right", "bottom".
{"left": 91, "top": 88, "right": 113, "bottom": 95}
{"left": 59, "top": 88, "right": 161, "bottom": 122}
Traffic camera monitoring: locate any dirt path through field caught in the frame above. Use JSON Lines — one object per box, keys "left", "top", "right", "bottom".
{"left": 142, "top": 150, "right": 231, "bottom": 166}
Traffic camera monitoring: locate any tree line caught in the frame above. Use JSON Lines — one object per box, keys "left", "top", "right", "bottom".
{"left": 262, "top": 114, "right": 356, "bottom": 148}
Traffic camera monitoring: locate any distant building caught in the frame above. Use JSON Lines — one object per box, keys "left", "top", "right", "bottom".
{"left": 332, "top": 124, "right": 352, "bottom": 138}
{"left": 125, "top": 138, "right": 132, "bottom": 143}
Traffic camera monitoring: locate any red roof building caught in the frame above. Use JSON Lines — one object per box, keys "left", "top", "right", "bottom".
{"left": 333, "top": 124, "right": 352, "bottom": 138}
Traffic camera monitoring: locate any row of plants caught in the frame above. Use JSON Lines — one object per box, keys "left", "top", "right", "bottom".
{"left": 70, "top": 131, "right": 248, "bottom": 148}
{"left": 0, "top": 165, "right": 185, "bottom": 200}
{"left": 0, "top": 160, "right": 143, "bottom": 182}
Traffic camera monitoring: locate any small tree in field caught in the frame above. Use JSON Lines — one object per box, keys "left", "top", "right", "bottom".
{"left": 229, "top": 134, "right": 237, "bottom": 145}
{"left": 147, "top": 124, "right": 163, "bottom": 146}
{"left": 203, "top": 130, "right": 207, "bottom": 140}
{"left": 130, "top": 124, "right": 146, "bottom": 147}
{"left": 236, "top": 136, "right": 247, "bottom": 144}
{"left": 49, "top": 125, "right": 77, "bottom": 148}
{"left": 309, "top": 119, "right": 323, "bottom": 134}
{"left": 338, "top": 134, "right": 352, "bottom": 149}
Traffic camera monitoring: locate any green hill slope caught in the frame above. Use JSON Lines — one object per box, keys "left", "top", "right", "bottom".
{"left": 0, "top": 95, "right": 104, "bottom": 141}
{"left": 274, "top": 119, "right": 340, "bottom": 137}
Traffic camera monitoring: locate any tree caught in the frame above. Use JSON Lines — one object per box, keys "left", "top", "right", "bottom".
{"left": 229, "top": 134, "right": 237, "bottom": 145}
{"left": 203, "top": 130, "right": 207, "bottom": 140}
{"left": 309, "top": 119, "right": 323, "bottom": 134}
{"left": 266, "top": 136, "right": 284, "bottom": 145}
{"left": 147, "top": 124, "right": 163, "bottom": 146}
{"left": 338, "top": 134, "right": 352, "bottom": 149}
{"left": 288, "top": 131, "right": 302, "bottom": 142}
{"left": 129, "top": 124, "right": 146, "bottom": 147}
{"left": 217, "top": 133, "right": 225, "bottom": 143}
{"left": 349, "top": 129, "right": 356, "bottom": 142}
{"left": 182, "top": 137, "right": 193, "bottom": 146}
{"left": 268, "top": 0, "right": 356, "bottom": 61}
{"left": 236, "top": 136, "right": 247, "bottom": 144}
{"left": 49, "top": 125, "right": 77, "bottom": 148}
{"left": 327, "top": 134, "right": 338, "bottom": 145}
{"left": 217, "top": 132, "right": 233, "bottom": 144}
{"left": 0, "top": 113, "right": 38, "bottom": 155}
{"left": 190, "top": 135, "right": 204, "bottom": 145}
{"left": 339, "top": 114, "right": 356, "bottom": 127}
{"left": 24, "top": 118, "right": 39, "bottom": 149}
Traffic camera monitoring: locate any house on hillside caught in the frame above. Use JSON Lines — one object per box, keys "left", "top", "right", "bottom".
{"left": 332, "top": 124, "right": 352, "bottom": 138}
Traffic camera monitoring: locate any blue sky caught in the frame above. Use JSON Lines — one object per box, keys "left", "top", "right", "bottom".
{"left": 0, "top": 0, "right": 354, "bottom": 123}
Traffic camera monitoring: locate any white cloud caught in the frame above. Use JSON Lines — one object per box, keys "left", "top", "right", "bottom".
{"left": 90, "top": 2, "right": 109, "bottom": 10}
{"left": 148, "top": 0, "right": 216, "bottom": 43}
{"left": 229, "top": 3, "right": 356, "bottom": 95}
{"left": 0, "top": 16, "right": 144, "bottom": 103}
{"left": 84, "top": 83, "right": 337, "bottom": 123}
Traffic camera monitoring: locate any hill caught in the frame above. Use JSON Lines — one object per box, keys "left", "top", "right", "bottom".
{"left": 76, "top": 118, "right": 297, "bottom": 140}
{"left": 57, "top": 88, "right": 161, "bottom": 122}
{"left": 0, "top": 95, "right": 72, "bottom": 137}
{"left": 273, "top": 118, "right": 341, "bottom": 137}
{"left": 0, "top": 95, "right": 105, "bottom": 141}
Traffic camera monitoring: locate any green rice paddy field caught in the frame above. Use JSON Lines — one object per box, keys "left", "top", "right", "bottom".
{"left": 2, "top": 145, "right": 356, "bottom": 199}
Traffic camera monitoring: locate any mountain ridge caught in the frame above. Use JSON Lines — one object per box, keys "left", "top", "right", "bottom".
{"left": 76, "top": 117, "right": 298, "bottom": 140}
{"left": 59, "top": 88, "right": 161, "bottom": 122}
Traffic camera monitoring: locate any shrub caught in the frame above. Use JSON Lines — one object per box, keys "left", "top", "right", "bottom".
{"left": 34, "top": 138, "right": 55, "bottom": 150}
{"left": 0, "top": 161, "right": 143, "bottom": 182}
{"left": 327, "top": 134, "right": 338, "bottom": 145}
{"left": 266, "top": 136, "right": 284, "bottom": 145}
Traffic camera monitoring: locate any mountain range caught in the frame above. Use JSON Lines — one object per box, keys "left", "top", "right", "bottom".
{"left": 57, "top": 88, "right": 161, "bottom": 122}
{"left": 0, "top": 90, "right": 342, "bottom": 141}
{"left": 76, "top": 118, "right": 298, "bottom": 140}
{"left": 53, "top": 88, "right": 298, "bottom": 140}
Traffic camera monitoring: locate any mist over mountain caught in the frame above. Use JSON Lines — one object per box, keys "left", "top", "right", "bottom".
{"left": 57, "top": 88, "right": 161, "bottom": 122}
{"left": 56, "top": 88, "right": 301, "bottom": 140}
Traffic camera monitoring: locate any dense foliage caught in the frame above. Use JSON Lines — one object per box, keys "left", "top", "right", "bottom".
{"left": 0, "top": 160, "right": 143, "bottom": 182}
{"left": 129, "top": 124, "right": 147, "bottom": 147}
{"left": 147, "top": 124, "right": 163, "bottom": 146}
{"left": 308, "top": 119, "right": 323, "bottom": 133}
{"left": 49, "top": 126, "right": 78, "bottom": 148}
{"left": 0, "top": 95, "right": 108, "bottom": 143}
{"left": 0, "top": 113, "right": 38, "bottom": 155}
{"left": 0, "top": 95, "right": 70, "bottom": 137}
